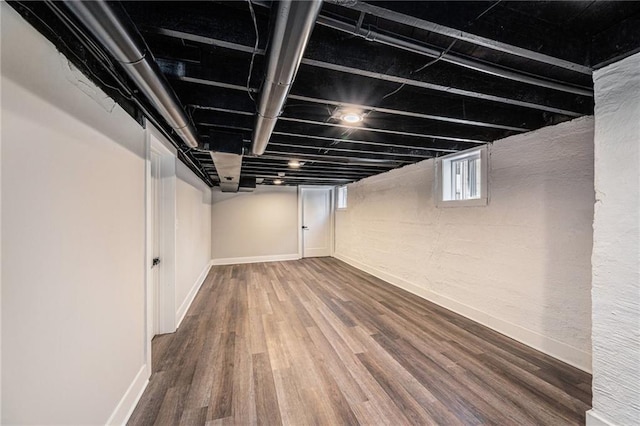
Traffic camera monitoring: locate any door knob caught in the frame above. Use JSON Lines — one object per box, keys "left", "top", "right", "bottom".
{"left": 302, "top": 226, "right": 308, "bottom": 230}
{"left": 152, "top": 257, "right": 161, "bottom": 267}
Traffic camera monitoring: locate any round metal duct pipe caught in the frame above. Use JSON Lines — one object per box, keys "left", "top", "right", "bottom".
{"left": 64, "top": 0, "right": 200, "bottom": 148}
{"left": 251, "top": 0, "right": 323, "bottom": 156}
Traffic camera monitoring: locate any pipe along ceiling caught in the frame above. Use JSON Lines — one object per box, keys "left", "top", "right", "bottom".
{"left": 65, "top": 1, "right": 200, "bottom": 148}
{"left": 65, "top": 0, "right": 322, "bottom": 193}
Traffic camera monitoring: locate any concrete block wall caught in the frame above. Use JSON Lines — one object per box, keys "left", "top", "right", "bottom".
{"left": 588, "top": 52, "right": 640, "bottom": 426}
{"left": 335, "top": 116, "right": 595, "bottom": 372}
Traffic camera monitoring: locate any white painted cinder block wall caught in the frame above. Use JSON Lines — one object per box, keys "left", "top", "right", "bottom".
{"left": 587, "top": 52, "right": 640, "bottom": 426}
{"left": 335, "top": 117, "right": 595, "bottom": 372}
{"left": 211, "top": 186, "right": 299, "bottom": 264}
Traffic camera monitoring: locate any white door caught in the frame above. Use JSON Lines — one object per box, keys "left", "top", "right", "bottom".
{"left": 301, "top": 187, "right": 333, "bottom": 257}
{"left": 146, "top": 131, "right": 178, "bottom": 371}
{"left": 150, "top": 151, "right": 161, "bottom": 336}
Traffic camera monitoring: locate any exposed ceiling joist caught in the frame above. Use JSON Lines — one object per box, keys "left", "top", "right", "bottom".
{"left": 266, "top": 142, "right": 433, "bottom": 159}
{"left": 276, "top": 116, "right": 487, "bottom": 144}
{"left": 239, "top": 167, "right": 371, "bottom": 177}
{"left": 12, "top": 0, "right": 639, "bottom": 189}
{"left": 285, "top": 94, "right": 529, "bottom": 132}
{"left": 176, "top": 75, "right": 536, "bottom": 132}
{"left": 259, "top": 153, "right": 403, "bottom": 168}
{"left": 325, "top": 0, "right": 593, "bottom": 75}
{"left": 242, "top": 158, "right": 389, "bottom": 172}
{"left": 316, "top": 15, "right": 593, "bottom": 96}
{"left": 190, "top": 104, "right": 489, "bottom": 145}
{"left": 302, "top": 59, "right": 585, "bottom": 117}
{"left": 146, "top": 18, "right": 592, "bottom": 97}
{"left": 264, "top": 149, "right": 413, "bottom": 164}
{"left": 252, "top": 175, "right": 354, "bottom": 182}
{"left": 148, "top": 27, "right": 589, "bottom": 116}
{"left": 269, "top": 131, "right": 457, "bottom": 153}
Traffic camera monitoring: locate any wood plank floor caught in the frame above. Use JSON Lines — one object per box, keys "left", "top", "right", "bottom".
{"left": 128, "top": 258, "right": 591, "bottom": 425}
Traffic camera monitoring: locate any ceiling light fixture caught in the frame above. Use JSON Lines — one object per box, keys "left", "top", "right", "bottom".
{"left": 273, "top": 179, "right": 283, "bottom": 185}
{"left": 340, "top": 111, "right": 363, "bottom": 123}
{"left": 288, "top": 160, "right": 302, "bottom": 168}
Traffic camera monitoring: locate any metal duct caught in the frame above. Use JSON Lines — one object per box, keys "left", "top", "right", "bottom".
{"left": 64, "top": 1, "right": 199, "bottom": 148}
{"left": 251, "top": 0, "right": 323, "bottom": 156}
{"left": 208, "top": 131, "right": 244, "bottom": 192}
{"left": 211, "top": 152, "right": 244, "bottom": 192}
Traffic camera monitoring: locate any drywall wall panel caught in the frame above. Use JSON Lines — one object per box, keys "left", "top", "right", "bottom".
{"left": 211, "top": 186, "right": 299, "bottom": 263}
{"left": 589, "top": 52, "right": 640, "bottom": 425}
{"left": 0, "top": 25, "right": 3, "bottom": 422}
{"left": 1, "top": 4, "right": 146, "bottom": 424}
{"left": 176, "top": 162, "right": 212, "bottom": 324}
{"left": 335, "top": 117, "right": 594, "bottom": 371}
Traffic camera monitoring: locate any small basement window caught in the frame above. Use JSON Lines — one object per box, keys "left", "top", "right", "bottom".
{"left": 336, "top": 185, "right": 348, "bottom": 209}
{"left": 436, "top": 146, "right": 488, "bottom": 207}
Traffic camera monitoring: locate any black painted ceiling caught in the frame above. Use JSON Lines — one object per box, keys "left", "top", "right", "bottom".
{"left": 10, "top": 1, "right": 640, "bottom": 187}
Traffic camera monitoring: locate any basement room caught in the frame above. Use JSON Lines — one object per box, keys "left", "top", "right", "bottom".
{"left": 1, "top": 1, "right": 639, "bottom": 425}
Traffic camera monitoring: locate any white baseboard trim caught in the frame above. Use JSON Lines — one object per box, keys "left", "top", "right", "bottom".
{"left": 333, "top": 253, "right": 592, "bottom": 373}
{"left": 212, "top": 254, "right": 300, "bottom": 266}
{"left": 105, "top": 364, "right": 149, "bottom": 426}
{"left": 586, "top": 410, "right": 617, "bottom": 426}
{"left": 176, "top": 260, "right": 213, "bottom": 328}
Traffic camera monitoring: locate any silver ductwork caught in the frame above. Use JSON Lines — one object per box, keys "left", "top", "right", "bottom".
{"left": 211, "top": 152, "right": 243, "bottom": 192}
{"left": 65, "top": 0, "right": 199, "bottom": 148}
{"left": 67, "top": 0, "right": 321, "bottom": 190}
{"left": 251, "top": 0, "right": 323, "bottom": 156}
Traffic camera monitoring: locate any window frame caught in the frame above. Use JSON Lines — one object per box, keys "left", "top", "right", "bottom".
{"left": 435, "top": 145, "right": 489, "bottom": 208}
{"left": 336, "top": 185, "right": 348, "bottom": 210}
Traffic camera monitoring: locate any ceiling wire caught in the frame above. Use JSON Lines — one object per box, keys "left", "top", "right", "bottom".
{"left": 380, "top": 38, "right": 458, "bottom": 101}
{"left": 413, "top": 39, "right": 458, "bottom": 73}
{"left": 246, "top": 0, "right": 260, "bottom": 104}
{"left": 381, "top": 82, "right": 406, "bottom": 100}
{"left": 470, "top": 0, "right": 503, "bottom": 26}
{"left": 186, "top": 104, "right": 198, "bottom": 128}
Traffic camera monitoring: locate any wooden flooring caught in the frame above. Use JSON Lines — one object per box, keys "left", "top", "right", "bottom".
{"left": 128, "top": 258, "right": 591, "bottom": 425}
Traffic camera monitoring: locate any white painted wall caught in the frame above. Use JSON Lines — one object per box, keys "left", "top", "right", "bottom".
{"left": 175, "top": 162, "right": 212, "bottom": 325}
{"left": 0, "top": 16, "right": 3, "bottom": 419}
{"left": 588, "top": 52, "right": 640, "bottom": 426}
{"left": 335, "top": 117, "right": 595, "bottom": 372}
{"left": 1, "top": 4, "right": 146, "bottom": 424}
{"left": 211, "top": 186, "right": 299, "bottom": 264}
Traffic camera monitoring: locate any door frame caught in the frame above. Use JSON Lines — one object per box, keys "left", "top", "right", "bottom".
{"left": 144, "top": 123, "right": 177, "bottom": 371}
{"left": 298, "top": 185, "right": 335, "bottom": 258}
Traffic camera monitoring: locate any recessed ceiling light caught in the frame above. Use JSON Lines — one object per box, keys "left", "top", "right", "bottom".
{"left": 340, "top": 112, "right": 363, "bottom": 123}
{"left": 273, "top": 179, "right": 283, "bottom": 185}
{"left": 288, "top": 160, "right": 302, "bottom": 168}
